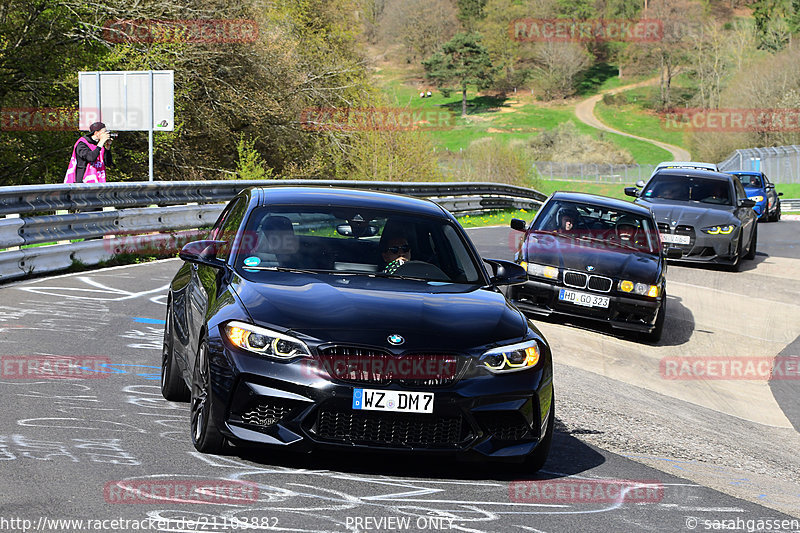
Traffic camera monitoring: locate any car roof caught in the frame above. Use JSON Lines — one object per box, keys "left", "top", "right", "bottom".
{"left": 550, "top": 191, "right": 653, "bottom": 217}
{"left": 251, "top": 186, "right": 448, "bottom": 217}
{"left": 655, "top": 161, "right": 718, "bottom": 170}
{"left": 650, "top": 168, "right": 735, "bottom": 181}
{"left": 725, "top": 170, "right": 762, "bottom": 176}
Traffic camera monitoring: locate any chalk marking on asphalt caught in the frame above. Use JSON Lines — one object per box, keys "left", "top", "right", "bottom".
{"left": 3, "top": 258, "right": 178, "bottom": 288}
{"left": 17, "top": 276, "right": 169, "bottom": 301}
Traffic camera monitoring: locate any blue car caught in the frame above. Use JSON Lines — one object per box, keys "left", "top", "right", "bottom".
{"left": 724, "top": 171, "right": 783, "bottom": 222}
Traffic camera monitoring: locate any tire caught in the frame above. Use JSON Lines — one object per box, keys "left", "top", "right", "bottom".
{"left": 727, "top": 234, "right": 743, "bottom": 272}
{"left": 524, "top": 390, "right": 555, "bottom": 472}
{"left": 643, "top": 291, "right": 666, "bottom": 343}
{"left": 161, "top": 303, "right": 190, "bottom": 402}
{"left": 190, "top": 341, "right": 226, "bottom": 454}
{"left": 745, "top": 224, "right": 757, "bottom": 260}
{"left": 772, "top": 203, "right": 781, "bottom": 222}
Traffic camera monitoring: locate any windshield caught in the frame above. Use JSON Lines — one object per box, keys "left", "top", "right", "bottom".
{"left": 642, "top": 175, "right": 733, "bottom": 205}
{"left": 733, "top": 174, "right": 764, "bottom": 188}
{"left": 232, "top": 206, "right": 483, "bottom": 284}
{"left": 532, "top": 200, "right": 659, "bottom": 254}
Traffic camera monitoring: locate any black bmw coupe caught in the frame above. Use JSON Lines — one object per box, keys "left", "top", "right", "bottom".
{"left": 162, "top": 186, "right": 554, "bottom": 469}
{"left": 508, "top": 192, "right": 675, "bottom": 342}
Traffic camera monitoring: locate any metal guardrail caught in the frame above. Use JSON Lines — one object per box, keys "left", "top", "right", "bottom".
{"left": 531, "top": 162, "right": 657, "bottom": 183}
{"left": 782, "top": 198, "right": 800, "bottom": 211}
{"left": 0, "top": 180, "right": 546, "bottom": 282}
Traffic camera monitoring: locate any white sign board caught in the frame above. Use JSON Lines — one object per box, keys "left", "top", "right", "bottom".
{"left": 78, "top": 71, "right": 174, "bottom": 131}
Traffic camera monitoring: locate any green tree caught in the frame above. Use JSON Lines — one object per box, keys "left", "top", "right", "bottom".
{"left": 753, "top": 0, "right": 794, "bottom": 50}
{"left": 457, "top": 0, "right": 487, "bottom": 31}
{"left": 423, "top": 32, "right": 497, "bottom": 117}
{"left": 556, "top": 0, "right": 596, "bottom": 19}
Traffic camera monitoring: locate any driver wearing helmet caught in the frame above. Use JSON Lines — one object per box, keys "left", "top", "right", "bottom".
{"left": 614, "top": 214, "right": 641, "bottom": 246}
{"left": 556, "top": 206, "right": 580, "bottom": 234}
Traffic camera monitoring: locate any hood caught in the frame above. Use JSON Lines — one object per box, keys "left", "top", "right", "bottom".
{"left": 232, "top": 273, "right": 526, "bottom": 352}
{"left": 743, "top": 186, "right": 766, "bottom": 197}
{"left": 636, "top": 199, "right": 736, "bottom": 227}
{"left": 524, "top": 233, "right": 660, "bottom": 283}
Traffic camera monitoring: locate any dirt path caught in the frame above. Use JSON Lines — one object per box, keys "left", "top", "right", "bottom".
{"left": 574, "top": 77, "right": 691, "bottom": 161}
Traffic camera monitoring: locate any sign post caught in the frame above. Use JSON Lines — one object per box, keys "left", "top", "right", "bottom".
{"left": 78, "top": 70, "right": 174, "bottom": 181}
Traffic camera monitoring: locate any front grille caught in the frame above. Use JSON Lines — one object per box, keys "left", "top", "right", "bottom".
{"left": 316, "top": 408, "right": 466, "bottom": 448}
{"left": 587, "top": 275, "right": 612, "bottom": 292}
{"left": 239, "top": 398, "right": 297, "bottom": 428}
{"left": 564, "top": 271, "right": 587, "bottom": 288}
{"left": 475, "top": 411, "right": 534, "bottom": 441}
{"left": 565, "top": 271, "right": 611, "bottom": 292}
{"left": 658, "top": 223, "right": 696, "bottom": 250}
{"left": 317, "top": 346, "right": 461, "bottom": 387}
{"left": 675, "top": 225, "right": 696, "bottom": 249}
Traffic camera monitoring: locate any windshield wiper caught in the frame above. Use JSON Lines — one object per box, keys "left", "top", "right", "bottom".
{"left": 239, "top": 266, "right": 326, "bottom": 275}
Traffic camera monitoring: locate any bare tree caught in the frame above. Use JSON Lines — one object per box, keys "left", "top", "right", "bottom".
{"left": 531, "top": 42, "right": 592, "bottom": 100}
{"left": 379, "top": 0, "right": 461, "bottom": 61}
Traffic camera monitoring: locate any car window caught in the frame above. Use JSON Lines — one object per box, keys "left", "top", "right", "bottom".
{"left": 234, "top": 206, "right": 484, "bottom": 283}
{"left": 643, "top": 175, "right": 732, "bottom": 205}
{"left": 531, "top": 200, "right": 659, "bottom": 254}
{"left": 733, "top": 178, "right": 747, "bottom": 201}
{"left": 216, "top": 198, "right": 247, "bottom": 261}
{"left": 208, "top": 201, "right": 235, "bottom": 240}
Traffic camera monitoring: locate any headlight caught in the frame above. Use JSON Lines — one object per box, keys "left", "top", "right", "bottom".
{"left": 749, "top": 195, "right": 764, "bottom": 202}
{"left": 520, "top": 261, "right": 558, "bottom": 280}
{"left": 701, "top": 225, "right": 735, "bottom": 235}
{"left": 618, "top": 280, "right": 659, "bottom": 297}
{"left": 480, "top": 339, "right": 541, "bottom": 373}
{"left": 225, "top": 321, "right": 311, "bottom": 359}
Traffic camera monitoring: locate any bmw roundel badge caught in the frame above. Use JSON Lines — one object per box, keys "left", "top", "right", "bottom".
{"left": 388, "top": 334, "right": 405, "bottom": 346}
{"left": 586, "top": 265, "right": 595, "bottom": 272}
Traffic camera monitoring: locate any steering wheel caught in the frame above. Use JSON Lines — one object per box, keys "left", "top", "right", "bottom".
{"left": 391, "top": 260, "right": 450, "bottom": 281}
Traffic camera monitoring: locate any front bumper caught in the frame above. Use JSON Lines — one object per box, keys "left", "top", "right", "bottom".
{"left": 205, "top": 340, "right": 554, "bottom": 461}
{"left": 660, "top": 225, "right": 739, "bottom": 264}
{"left": 510, "top": 279, "right": 662, "bottom": 333}
{"left": 509, "top": 279, "right": 661, "bottom": 333}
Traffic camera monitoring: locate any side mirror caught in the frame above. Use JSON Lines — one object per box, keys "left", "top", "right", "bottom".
{"left": 665, "top": 247, "right": 683, "bottom": 259}
{"left": 624, "top": 187, "right": 639, "bottom": 198}
{"left": 179, "top": 240, "right": 227, "bottom": 269}
{"left": 778, "top": 192, "right": 784, "bottom": 196}
{"left": 484, "top": 259, "right": 527, "bottom": 286}
{"left": 739, "top": 198, "right": 756, "bottom": 208}
{"left": 635, "top": 180, "right": 646, "bottom": 188}
{"left": 510, "top": 218, "right": 527, "bottom": 232}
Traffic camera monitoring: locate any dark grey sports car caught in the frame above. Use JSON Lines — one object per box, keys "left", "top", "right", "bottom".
{"left": 625, "top": 169, "right": 757, "bottom": 271}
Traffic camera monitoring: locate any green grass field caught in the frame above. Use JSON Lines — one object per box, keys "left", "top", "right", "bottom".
{"left": 374, "top": 65, "right": 672, "bottom": 164}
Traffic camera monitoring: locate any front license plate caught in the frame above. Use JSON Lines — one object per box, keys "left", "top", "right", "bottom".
{"left": 559, "top": 289, "right": 610, "bottom": 308}
{"left": 660, "top": 233, "right": 690, "bottom": 245}
{"left": 352, "top": 389, "right": 434, "bottom": 413}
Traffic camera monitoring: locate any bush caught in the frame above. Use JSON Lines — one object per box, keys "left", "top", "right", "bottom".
{"left": 528, "top": 122, "right": 634, "bottom": 164}
{"left": 447, "top": 138, "right": 538, "bottom": 188}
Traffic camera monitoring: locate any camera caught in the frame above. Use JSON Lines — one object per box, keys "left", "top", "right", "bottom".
{"left": 108, "top": 132, "right": 119, "bottom": 138}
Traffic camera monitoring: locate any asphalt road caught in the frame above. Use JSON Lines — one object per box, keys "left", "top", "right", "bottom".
{"left": 0, "top": 221, "right": 798, "bottom": 532}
